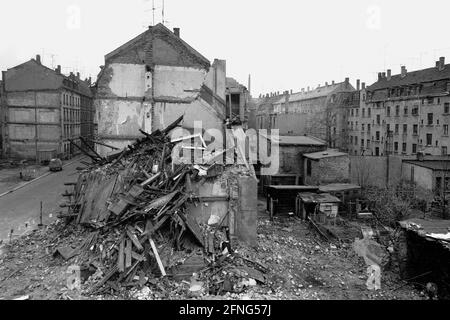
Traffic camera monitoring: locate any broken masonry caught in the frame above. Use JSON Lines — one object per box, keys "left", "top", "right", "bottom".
{"left": 55, "top": 116, "right": 264, "bottom": 295}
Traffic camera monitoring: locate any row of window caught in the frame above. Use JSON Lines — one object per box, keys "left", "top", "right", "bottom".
{"left": 350, "top": 134, "right": 448, "bottom": 155}
{"left": 63, "top": 107, "right": 80, "bottom": 123}
{"left": 349, "top": 102, "right": 450, "bottom": 120}
{"left": 63, "top": 124, "right": 80, "bottom": 138}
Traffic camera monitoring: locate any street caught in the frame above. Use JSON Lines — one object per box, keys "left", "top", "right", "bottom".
{"left": 0, "top": 158, "right": 83, "bottom": 241}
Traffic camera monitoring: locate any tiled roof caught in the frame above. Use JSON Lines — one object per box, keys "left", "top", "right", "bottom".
{"left": 367, "top": 64, "right": 450, "bottom": 91}
{"left": 303, "top": 149, "right": 348, "bottom": 160}
{"left": 273, "top": 82, "right": 355, "bottom": 105}
{"left": 261, "top": 133, "right": 327, "bottom": 146}
{"left": 105, "top": 23, "right": 210, "bottom": 68}
{"left": 403, "top": 160, "right": 450, "bottom": 171}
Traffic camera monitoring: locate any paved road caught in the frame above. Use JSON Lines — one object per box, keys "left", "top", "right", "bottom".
{"left": 0, "top": 158, "right": 83, "bottom": 241}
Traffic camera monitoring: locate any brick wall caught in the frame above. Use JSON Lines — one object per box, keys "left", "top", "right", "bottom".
{"left": 304, "top": 155, "right": 350, "bottom": 185}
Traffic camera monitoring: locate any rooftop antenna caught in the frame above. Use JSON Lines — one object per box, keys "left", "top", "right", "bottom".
{"left": 162, "top": 0, "right": 165, "bottom": 25}
{"left": 152, "top": 0, "right": 156, "bottom": 26}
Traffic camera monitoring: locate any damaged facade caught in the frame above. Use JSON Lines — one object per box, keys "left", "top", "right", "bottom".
{"left": 94, "top": 24, "right": 227, "bottom": 156}
{"left": 1, "top": 56, "right": 95, "bottom": 160}
{"left": 225, "top": 77, "right": 250, "bottom": 127}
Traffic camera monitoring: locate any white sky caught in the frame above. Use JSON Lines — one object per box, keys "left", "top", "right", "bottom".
{"left": 1, "top": 0, "right": 450, "bottom": 96}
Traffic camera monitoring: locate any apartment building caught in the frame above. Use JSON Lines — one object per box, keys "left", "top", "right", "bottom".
{"left": 255, "top": 79, "right": 355, "bottom": 148}
{"left": 2, "top": 55, "right": 95, "bottom": 160}
{"left": 94, "top": 24, "right": 226, "bottom": 156}
{"left": 348, "top": 57, "right": 450, "bottom": 157}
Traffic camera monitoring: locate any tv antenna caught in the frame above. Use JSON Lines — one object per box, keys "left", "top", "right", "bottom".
{"left": 162, "top": 0, "right": 165, "bottom": 25}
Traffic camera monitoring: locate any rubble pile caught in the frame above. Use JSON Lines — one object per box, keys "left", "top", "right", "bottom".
{"left": 53, "top": 116, "right": 265, "bottom": 297}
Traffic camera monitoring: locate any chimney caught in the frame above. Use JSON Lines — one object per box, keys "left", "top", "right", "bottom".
{"left": 290, "top": 89, "right": 293, "bottom": 94}
{"left": 173, "top": 28, "right": 180, "bottom": 37}
{"left": 36, "top": 55, "right": 41, "bottom": 64}
{"left": 76, "top": 72, "right": 80, "bottom": 79}
{"left": 332, "top": 80, "right": 335, "bottom": 85}
{"left": 436, "top": 61, "right": 440, "bottom": 67}
{"left": 378, "top": 72, "right": 382, "bottom": 81}
{"left": 356, "top": 79, "right": 360, "bottom": 91}
{"left": 387, "top": 69, "right": 391, "bottom": 81}
{"left": 362, "top": 82, "right": 366, "bottom": 90}
{"left": 307, "top": 86, "right": 310, "bottom": 92}
{"left": 439, "top": 57, "right": 445, "bottom": 71}
{"left": 325, "top": 82, "right": 328, "bottom": 86}
{"left": 55, "top": 65, "right": 61, "bottom": 74}
{"left": 345, "top": 77, "right": 349, "bottom": 84}
{"left": 381, "top": 72, "right": 386, "bottom": 79}
{"left": 401, "top": 66, "right": 407, "bottom": 78}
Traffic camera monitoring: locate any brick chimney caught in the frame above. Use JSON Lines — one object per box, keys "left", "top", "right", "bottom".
{"left": 173, "top": 28, "right": 180, "bottom": 37}
{"left": 332, "top": 80, "right": 335, "bottom": 85}
{"left": 401, "top": 66, "right": 407, "bottom": 78}
{"left": 55, "top": 65, "right": 61, "bottom": 74}
{"left": 362, "top": 82, "right": 366, "bottom": 90}
{"left": 378, "top": 72, "right": 382, "bottom": 81}
{"left": 439, "top": 57, "right": 445, "bottom": 71}
{"left": 356, "top": 79, "right": 360, "bottom": 91}
{"left": 345, "top": 77, "right": 349, "bottom": 84}
{"left": 76, "top": 72, "right": 80, "bottom": 79}
{"left": 381, "top": 72, "right": 386, "bottom": 79}
{"left": 36, "top": 54, "right": 41, "bottom": 64}
{"left": 387, "top": 69, "right": 391, "bottom": 81}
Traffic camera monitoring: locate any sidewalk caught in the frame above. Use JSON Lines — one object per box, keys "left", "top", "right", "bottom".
{"left": 0, "top": 155, "right": 85, "bottom": 196}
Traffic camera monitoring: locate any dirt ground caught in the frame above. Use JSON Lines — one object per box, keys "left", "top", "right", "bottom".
{"left": 0, "top": 199, "right": 426, "bottom": 300}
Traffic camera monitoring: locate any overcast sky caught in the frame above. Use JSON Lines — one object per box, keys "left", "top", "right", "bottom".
{"left": 1, "top": 0, "right": 450, "bottom": 96}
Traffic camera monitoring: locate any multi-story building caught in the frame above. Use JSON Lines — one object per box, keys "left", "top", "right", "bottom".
{"left": 346, "top": 81, "right": 368, "bottom": 155}
{"left": 1, "top": 55, "right": 95, "bottom": 161}
{"left": 0, "top": 80, "right": 5, "bottom": 157}
{"left": 94, "top": 23, "right": 227, "bottom": 156}
{"left": 255, "top": 78, "right": 355, "bottom": 148}
{"left": 350, "top": 57, "right": 450, "bottom": 157}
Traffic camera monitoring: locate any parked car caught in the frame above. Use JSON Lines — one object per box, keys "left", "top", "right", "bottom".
{"left": 49, "top": 158, "right": 63, "bottom": 172}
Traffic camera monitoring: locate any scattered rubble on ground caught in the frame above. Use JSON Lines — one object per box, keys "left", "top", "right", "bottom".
{"left": 0, "top": 213, "right": 427, "bottom": 300}
{"left": 0, "top": 116, "right": 428, "bottom": 300}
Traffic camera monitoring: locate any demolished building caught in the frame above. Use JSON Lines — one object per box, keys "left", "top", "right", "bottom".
{"left": 93, "top": 23, "right": 227, "bottom": 157}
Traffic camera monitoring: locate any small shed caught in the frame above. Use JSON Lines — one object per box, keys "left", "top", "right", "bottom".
{"left": 266, "top": 185, "right": 319, "bottom": 219}
{"left": 296, "top": 192, "right": 341, "bottom": 224}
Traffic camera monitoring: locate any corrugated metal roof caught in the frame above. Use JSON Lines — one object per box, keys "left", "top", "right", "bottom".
{"left": 260, "top": 133, "right": 326, "bottom": 146}
{"left": 304, "top": 149, "right": 348, "bottom": 160}
{"left": 298, "top": 192, "right": 341, "bottom": 203}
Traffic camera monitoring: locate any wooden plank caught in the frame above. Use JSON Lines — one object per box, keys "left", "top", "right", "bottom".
{"left": 149, "top": 237, "right": 166, "bottom": 276}
{"left": 180, "top": 212, "right": 204, "bottom": 247}
{"left": 131, "top": 251, "right": 146, "bottom": 262}
{"left": 140, "top": 173, "right": 161, "bottom": 187}
{"left": 118, "top": 239, "right": 125, "bottom": 272}
{"left": 127, "top": 227, "right": 144, "bottom": 252}
{"left": 125, "top": 239, "right": 132, "bottom": 268}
